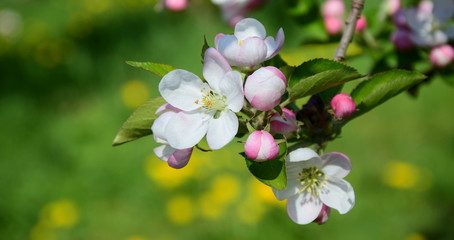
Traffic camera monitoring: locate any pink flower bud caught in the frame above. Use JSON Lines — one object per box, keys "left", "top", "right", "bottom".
{"left": 245, "top": 66, "right": 287, "bottom": 111}
{"left": 324, "top": 16, "right": 343, "bottom": 35}
{"left": 430, "top": 44, "right": 454, "bottom": 67}
{"left": 355, "top": 15, "right": 367, "bottom": 33}
{"left": 391, "top": 29, "right": 414, "bottom": 51}
{"left": 322, "top": 0, "right": 345, "bottom": 18}
{"left": 244, "top": 130, "right": 280, "bottom": 162}
{"left": 330, "top": 93, "right": 356, "bottom": 120}
{"left": 164, "top": 0, "right": 188, "bottom": 11}
{"left": 386, "top": 0, "right": 401, "bottom": 15}
{"left": 313, "top": 204, "right": 331, "bottom": 225}
{"left": 153, "top": 145, "right": 193, "bottom": 169}
{"left": 270, "top": 108, "right": 298, "bottom": 138}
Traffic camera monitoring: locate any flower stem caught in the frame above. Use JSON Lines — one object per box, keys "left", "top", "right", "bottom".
{"left": 334, "top": 0, "right": 365, "bottom": 62}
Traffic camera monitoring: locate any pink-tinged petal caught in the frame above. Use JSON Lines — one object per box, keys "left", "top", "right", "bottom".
{"left": 259, "top": 131, "right": 280, "bottom": 160}
{"left": 153, "top": 145, "right": 174, "bottom": 162}
{"left": 249, "top": 89, "right": 282, "bottom": 111}
{"left": 265, "top": 28, "right": 285, "bottom": 59}
{"left": 206, "top": 110, "right": 238, "bottom": 150}
{"left": 167, "top": 148, "right": 193, "bottom": 169}
{"left": 244, "top": 131, "right": 262, "bottom": 160}
{"left": 155, "top": 103, "right": 181, "bottom": 115}
{"left": 217, "top": 34, "right": 242, "bottom": 66}
{"left": 234, "top": 18, "right": 266, "bottom": 41}
{"left": 159, "top": 69, "right": 207, "bottom": 111}
{"left": 214, "top": 33, "right": 225, "bottom": 49}
{"left": 165, "top": 111, "right": 209, "bottom": 149}
{"left": 245, "top": 130, "right": 279, "bottom": 161}
{"left": 287, "top": 148, "right": 320, "bottom": 163}
{"left": 270, "top": 108, "right": 298, "bottom": 138}
{"left": 236, "top": 37, "right": 268, "bottom": 67}
{"left": 320, "top": 152, "right": 352, "bottom": 179}
{"left": 314, "top": 204, "right": 331, "bottom": 225}
{"left": 320, "top": 179, "right": 355, "bottom": 214}
{"left": 287, "top": 193, "right": 323, "bottom": 225}
{"left": 203, "top": 48, "right": 232, "bottom": 92}
{"left": 151, "top": 111, "right": 176, "bottom": 144}
{"left": 272, "top": 179, "right": 300, "bottom": 200}
{"left": 220, "top": 71, "right": 244, "bottom": 112}
{"left": 245, "top": 66, "right": 286, "bottom": 111}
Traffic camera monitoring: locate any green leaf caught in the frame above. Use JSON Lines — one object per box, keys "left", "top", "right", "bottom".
{"left": 112, "top": 97, "right": 167, "bottom": 146}
{"left": 350, "top": 69, "right": 426, "bottom": 118}
{"left": 288, "top": 59, "right": 362, "bottom": 101}
{"left": 244, "top": 140, "right": 288, "bottom": 190}
{"left": 201, "top": 35, "right": 210, "bottom": 63}
{"left": 126, "top": 61, "right": 176, "bottom": 77}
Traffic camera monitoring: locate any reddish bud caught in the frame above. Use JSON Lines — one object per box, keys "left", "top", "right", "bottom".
{"left": 244, "top": 130, "right": 280, "bottom": 162}
{"left": 330, "top": 93, "right": 356, "bottom": 120}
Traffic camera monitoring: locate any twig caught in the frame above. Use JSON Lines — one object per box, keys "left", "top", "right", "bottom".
{"left": 334, "top": 0, "right": 365, "bottom": 62}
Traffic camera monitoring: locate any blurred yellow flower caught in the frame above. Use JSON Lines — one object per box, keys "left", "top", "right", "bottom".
{"left": 166, "top": 195, "right": 194, "bottom": 225}
{"left": 235, "top": 195, "right": 266, "bottom": 225}
{"left": 145, "top": 154, "right": 196, "bottom": 188}
{"left": 198, "top": 193, "right": 225, "bottom": 219}
{"left": 41, "top": 199, "right": 79, "bottom": 228}
{"left": 210, "top": 174, "right": 240, "bottom": 204}
{"left": 249, "top": 178, "right": 285, "bottom": 208}
{"left": 404, "top": 233, "right": 427, "bottom": 240}
{"left": 382, "top": 161, "right": 433, "bottom": 191}
{"left": 83, "top": 0, "right": 112, "bottom": 14}
{"left": 121, "top": 80, "right": 150, "bottom": 109}
{"left": 125, "top": 236, "right": 149, "bottom": 240}
{"left": 29, "top": 221, "right": 57, "bottom": 240}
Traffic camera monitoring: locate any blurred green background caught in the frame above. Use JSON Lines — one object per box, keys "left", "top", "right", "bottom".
{"left": 1, "top": 0, "right": 453, "bottom": 239}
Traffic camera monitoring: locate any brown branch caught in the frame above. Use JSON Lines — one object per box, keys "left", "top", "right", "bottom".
{"left": 334, "top": 0, "right": 365, "bottom": 62}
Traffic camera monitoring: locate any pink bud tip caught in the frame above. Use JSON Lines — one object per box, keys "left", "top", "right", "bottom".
{"left": 270, "top": 108, "right": 298, "bottom": 138}
{"left": 430, "top": 44, "right": 454, "bottom": 68}
{"left": 355, "top": 16, "right": 367, "bottom": 32}
{"left": 244, "top": 130, "right": 280, "bottom": 162}
{"left": 330, "top": 93, "right": 356, "bottom": 120}
{"left": 164, "top": 0, "right": 188, "bottom": 11}
{"left": 314, "top": 204, "right": 331, "bottom": 225}
{"left": 324, "top": 17, "right": 343, "bottom": 35}
{"left": 322, "top": 0, "right": 345, "bottom": 18}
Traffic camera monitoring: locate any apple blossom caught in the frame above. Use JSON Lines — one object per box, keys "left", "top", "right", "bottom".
{"left": 270, "top": 108, "right": 298, "bottom": 138}
{"left": 330, "top": 93, "right": 356, "bottom": 120}
{"left": 244, "top": 66, "right": 287, "bottom": 111}
{"left": 151, "top": 104, "right": 193, "bottom": 169}
{"left": 273, "top": 148, "right": 355, "bottom": 225}
{"left": 430, "top": 44, "right": 454, "bottom": 67}
{"left": 244, "top": 130, "right": 280, "bottom": 162}
{"left": 157, "top": 47, "right": 244, "bottom": 150}
{"left": 215, "top": 18, "right": 284, "bottom": 68}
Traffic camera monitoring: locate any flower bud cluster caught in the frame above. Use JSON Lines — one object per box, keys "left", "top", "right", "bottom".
{"left": 321, "top": 0, "right": 367, "bottom": 35}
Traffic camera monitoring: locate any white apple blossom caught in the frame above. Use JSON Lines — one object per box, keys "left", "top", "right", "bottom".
{"left": 273, "top": 148, "right": 355, "bottom": 225}
{"left": 215, "top": 18, "right": 284, "bottom": 68}
{"left": 404, "top": 0, "right": 454, "bottom": 47}
{"left": 156, "top": 47, "right": 244, "bottom": 150}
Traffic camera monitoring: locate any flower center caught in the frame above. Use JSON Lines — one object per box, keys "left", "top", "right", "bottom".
{"left": 195, "top": 88, "right": 227, "bottom": 118}
{"left": 297, "top": 166, "right": 328, "bottom": 197}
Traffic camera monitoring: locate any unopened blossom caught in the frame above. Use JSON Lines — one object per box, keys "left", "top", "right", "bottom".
{"left": 211, "top": 0, "right": 264, "bottom": 26}
{"left": 152, "top": 104, "right": 193, "bottom": 169}
{"left": 273, "top": 148, "right": 355, "bottom": 225}
{"left": 330, "top": 93, "right": 356, "bottom": 120}
{"left": 215, "top": 18, "right": 284, "bottom": 68}
{"left": 244, "top": 66, "right": 286, "bottom": 111}
{"left": 314, "top": 204, "right": 331, "bottom": 225}
{"left": 322, "top": 0, "right": 345, "bottom": 35}
{"left": 245, "top": 130, "right": 280, "bottom": 161}
{"left": 270, "top": 108, "right": 298, "bottom": 138}
{"left": 324, "top": 17, "right": 344, "bottom": 35}
{"left": 164, "top": 0, "right": 188, "bottom": 11}
{"left": 385, "top": 0, "right": 401, "bottom": 15}
{"left": 403, "top": 0, "right": 454, "bottom": 47}
{"left": 355, "top": 15, "right": 367, "bottom": 33}
{"left": 430, "top": 44, "right": 454, "bottom": 67}
{"left": 157, "top": 47, "right": 244, "bottom": 150}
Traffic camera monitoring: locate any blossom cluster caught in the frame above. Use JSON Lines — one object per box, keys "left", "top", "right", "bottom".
{"left": 391, "top": 0, "right": 454, "bottom": 67}
{"left": 150, "top": 18, "right": 356, "bottom": 225}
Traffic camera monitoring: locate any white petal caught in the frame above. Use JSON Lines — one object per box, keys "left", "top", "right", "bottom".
{"left": 151, "top": 111, "right": 175, "bottom": 144}
{"left": 320, "top": 179, "right": 355, "bottom": 214}
{"left": 433, "top": 0, "right": 454, "bottom": 23}
{"left": 214, "top": 33, "right": 225, "bottom": 49}
{"left": 265, "top": 28, "right": 285, "bottom": 59}
{"left": 217, "top": 34, "right": 241, "bottom": 66}
{"left": 206, "top": 110, "right": 238, "bottom": 150}
{"left": 165, "top": 111, "right": 209, "bottom": 149}
{"left": 153, "top": 145, "right": 175, "bottom": 162}
{"left": 287, "top": 148, "right": 320, "bottom": 163}
{"left": 234, "top": 18, "right": 266, "bottom": 41}
{"left": 203, "top": 47, "right": 232, "bottom": 92}
{"left": 272, "top": 179, "right": 300, "bottom": 201}
{"left": 159, "top": 69, "right": 207, "bottom": 111}
{"left": 320, "top": 152, "right": 352, "bottom": 179}
{"left": 287, "top": 193, "right": 323, "bottom": 225}
{"left": 219, "top": 71, "right": 244, "bottom": 112}
{"left": 235, "top": 37, "right": 267, "bottom": 67}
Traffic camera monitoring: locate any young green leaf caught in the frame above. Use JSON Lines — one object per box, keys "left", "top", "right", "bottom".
{"left": 112, "top": 97, "right": 167, "bottom": 146}
{"left": 244, "top": 140, "right": 288, "bottom": 190}
{"left": 126, "top": 61, "right": 176, "bottom": 77}
{"left": 201, "top": 35, "right": 210, "bottom": 63}
{"left": 287, "top": 59, "right": 362, "bottom": 101}
{"left": 350, "top": 69, "right": 426, "bottom": 118}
